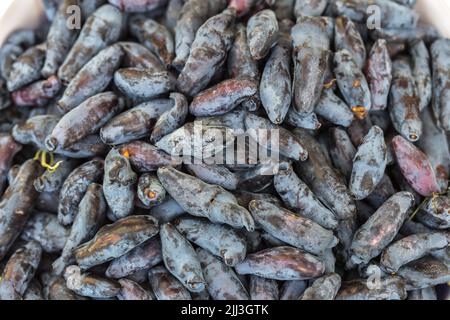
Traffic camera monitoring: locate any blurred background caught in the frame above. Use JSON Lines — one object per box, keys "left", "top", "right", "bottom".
{"left": 0, "top": 0, "right": 45, "bottom": 45}
{"left": 0, "top": 0, "right": 449, "bottom": 45}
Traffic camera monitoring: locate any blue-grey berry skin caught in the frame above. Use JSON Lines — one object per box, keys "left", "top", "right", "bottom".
{"left": 64, "top": 265, "right": 121, "bottom": 299}
{"left": 410, "top": 41, "right": 432, "bottom": 112}
{"left": 0, "top": 79, "right": 11, "bottom": 110}
{"left": 329, "top": 126, "right": 357, "bottom": 181}
{"left": 371, "top": 24, "right": 439, "bottom": 44}
{"left": 150, "top": 93, "right": 189, "bottom": 144}
{"left": 42, "top": 0, "right": 81, "bottom": 78}
{"left": 365, "top": 173, "right": 396, "bottom": 209}
{"left": 148, "top": 266, "right": 192, "bottom": 300}
{"left": 149, "top": 196, "right": 185, "bottom": 223}
{"left": 177, "top": 8, "right": 236, "bottom": 97}
{"left": 174, "top": 216, "right": 247, "bottom": 266}
{"left": 380, "top": 232, "right": 450, "bottom": 273}
{"left": 0, "top": 44, "right": 24, "bottom": 82}
{"left": 334, "top": 49, "right": 371, "bottom": 115}
{"left": 397, "top": 257, "right": 450, "bottom": 291}
{"left": 105, "top": 237, "right": 162, "bottom": 279}
{"left": 197, "top": 107, "right": 247, "bottom": 133}
{"left": 399, "top": 219, "right": 432, "bottom": 237}
{"left": 349, "top": 125, "right": 387, "bottom": 200}
{"left": 249, "top": 275, "right": 278, "bottom": 300}
{"left": 80, "top": 0, "right": 107, "bottom": 19}
{"left": 0, "top": 241, "right": 42, "bottom": 300}
{"left": 274, "top": 0, "right": 294, "bottom": 20}
{"left": 431, "top": 39, "right": 450, "bottom": 132}
{"left": 58, "top": 44, "right": 124, "bottom": 113}
{"left": 137, "top": 173, "right": 166, "bottom": 208}
{"left": 53, "top": 183, "right": 106, "bottom": 275}
{"left": 274, "top": 162, "right": 338, "bottom": 229}
{"left": 291, "top": 16, "right": 330, "bottom": 115}
{"left": 234, "top": 190, "right": 282, "bottom": 209}
{"left": 293, "top": 47, "right": 329, "bottom": 115}
{"left": 157, "top": 166, "right": 255, "bottom": 231}
{"left": 389, "top": 58, "right": 422, "bottom": 142}
{"left": 301, "top": 273, "right": 341, "bottom": 300}
{"left": 118, "top": 41, "right": 165, "bottom": 71}
{"left": 197, "top": 248, "right": 249, "bottom": 300}
{"left": 228, "top": 23, "right": 260, "bottom": 82}
{"left": 190, "top": 79, "right": 258, "bottom": 117}
{"left": 21, "top": 212, "right": 70, "bottom": 254}
{"left": 46, "top": 92, "right": 125, "bottom": 151}
{"left": 330, "top": 0, "right": 418, "bottom": 29}
{"left": 245, "top": 113, "right": 308, "bottom": 161}
{"left": 74, "top": 215, "right": 159, "bottom": 270}
{"left": 260, "top": 20, "right": 292, "bottom": 125}
{"left": 335, "top": 16, "right": 366, "bottom": 70}
{"left": 235, "top": 246, "right": 325, "bottom": 281}
{"left": 155, "top": 121, "right": 235, "bottom": 160}
{"left": 417, "top": 108, "right": 450, "bottom": 191}
{"left": 246, "top": 9, "right": 278, "bottom": 61}
{"left": 286, "top": 108, "right": 321, "bottom": 130}
{"left": 101, "top": 98, "right": 173, "bottom": 145}
{"left": 365, "top": 39, "right": 392, "bottom": 111}
{"left": 336, "top": 276, "right": 407, "bottom": 300}
{"left": 391, "top": 0, "right": 416, "bottom": 7}
{"left": 160, "top": 223, "right": 206, "bottom": 293}
{"left": 185, "top": 163, "right": 238, "bottom": 191}
{"left": 315, "top": 89, "right": 354, "bottom": 127}
{"left": 12, "top": 115, "right": 59, "bottom": 149}
{"left": 0, "top": 160, "right": 43, "bottom": 261}
{"left": 350, "top": 192, "right": 415, "bottom": 265}
{"left": 103, "top": 148, "right": 137, "bottom": 220}
{"left": 0, "top": 134, "right": 22, "bottom": 194}
{"left": 416, "top": 194, "right": 450, "bottom": 230}
{"left": 274, "top": 164, "right": 338, "bottom": 230}
{"left": 173, "top": 0, "right": 227, "bottom": 71}
{"left": 291, "top": 16, "right": 330, "bottom": 51}
{"left": 117, "top": 278, "right": 153, "bottom": 300}
{"left": 57, "top": 159, "right": 104, "bottom": 226}
{"left": 114, "top": 68, "right": 175, "bottom": 100}
{"left": 294, "top": 0, "right": 327, "bottom": 18}
{"left": 58, "top": 4, "right": 124, "bottom": 84}
{"left": 293, "top": 128, "right": 356, "bottom": 220}
{"left": 235, "top": 164, "right": 274, "bottom": 193}
{"left": 34, "top": 157, "right": 76, "bottom": 193}
{"left": 279, "top": 280, "right": 307, "bottom": 300}
{"left": 7, "top": 44, "right": 46, "bottom": 92}
{"left": 129, "top": 15, "right": 174, "bottom": 67}
{"left": 248, "top": 200, "right": 338, "bottom": 255}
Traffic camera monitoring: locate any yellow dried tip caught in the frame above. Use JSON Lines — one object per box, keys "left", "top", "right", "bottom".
{"left": 353, "top": 79, "right": 361, "bottom": 88}
{"left": 410, "top": 190, "right": 449, "bottom": 220}
{"left": 45, "top": 160, "right": 63, "bottom": 173}
{"left": 351, "top": 106, "right": 367, "bottom": 119}
{"left": 122, "top": 149, "right": 130, "bottom": 158}
{"left": 147, "top": 191, "right": 157, "bottom": 200}
{"left": 409, "top": 133, "right": 418, "bottom": 141}
{"left": 34, "top": 150, "right": 63, "bottom": 173}
{"left": 33, "top": 150, "right": 43, "bottom": 161}
{"left": 409, "top": 196, "right": 428, "bottom": 221}
{"left": 431, "top": 192, "right": 440, "bottom": 214}
{"left": 323, "top": 79, "right": 336, "bottom": 89}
